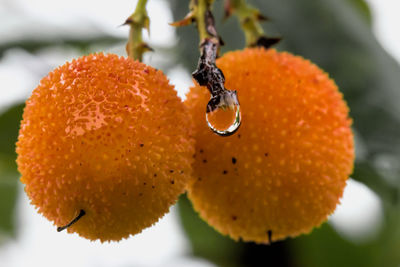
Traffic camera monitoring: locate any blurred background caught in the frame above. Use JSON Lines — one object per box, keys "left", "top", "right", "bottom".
{"left": 0, "top": 0, "right": 399, "bottom": 266}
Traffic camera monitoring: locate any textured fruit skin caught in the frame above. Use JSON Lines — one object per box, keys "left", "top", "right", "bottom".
{"left": 16, "top": 53, "right": 194, "bottom": 241}
{"left": 185, "top": 48, "right": 354, "bottom": 243}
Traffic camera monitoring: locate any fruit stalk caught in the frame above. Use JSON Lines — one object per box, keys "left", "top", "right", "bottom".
{"left": 125, "top": 0, "right": 152, "bottom": 61}
{"left": 191, "top": 0, "right": 218, "bottom": 43}
{"left": 225, "top": 0, "right": 280, "bottom": 48}
{"left": 57, "top": 210, "right": 86, "bottom": 232}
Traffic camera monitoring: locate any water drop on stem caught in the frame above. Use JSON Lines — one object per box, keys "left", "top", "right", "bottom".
{"left": 206, "top": 90, "right": 241, "bottom": 136}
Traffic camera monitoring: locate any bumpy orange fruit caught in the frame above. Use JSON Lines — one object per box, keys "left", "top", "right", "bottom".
{"left": 185, "top": 48, "right": 354, "bottom": 243}
{"left": 17, "top": 53, "right": 194, "bottom": 241}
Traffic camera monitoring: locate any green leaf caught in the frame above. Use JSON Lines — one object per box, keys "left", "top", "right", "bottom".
{"left": 0, "top": 103, "right": 24, "bottom": 240}
{"left": 291, "top": 224, "right": 372, "bottom": 267}
{"left": 0, "top": 103, "right": 24, "bottom": 159}
{"left": 291, "top": 207, "right": 400, "bottom": 267}
{"left": 0, "top": 168, "right": 18, "bottom": 239}
{"left": 177, "top": 194, "right": 243, "bottom": 267}
{"left": 178, "top": 194, "right": 299, "bottom": 266}
{"left": 288, "top": 191, "right": 400, "bottom": 267}
{"left": 352, "top": 161, "right": 398, "bottom": 207}
{"left": 346, "top": 0, "right": 373, "bottom": 26}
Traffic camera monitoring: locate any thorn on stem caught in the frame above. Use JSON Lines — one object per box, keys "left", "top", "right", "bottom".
{"left": 140, "top": 43, "right": 154, "bottom": 52}
{"left": 170, "top": 11, "right": 196, "bottom": 27}
{"left": 254, "top": 36, "right": 281, "bottom": 49}
{"left": 256, "top": 13, "right": 269, "bottom": 21}
{"left": 120, "top": 18, "right": 132, "bottom": 27}
{"left": 223, "top": 0, "right": 233, "bottom": 19}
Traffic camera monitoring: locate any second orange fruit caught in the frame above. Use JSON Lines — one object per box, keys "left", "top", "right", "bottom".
{"left": 185, "top": 48, "right": 354, "bottom": 243}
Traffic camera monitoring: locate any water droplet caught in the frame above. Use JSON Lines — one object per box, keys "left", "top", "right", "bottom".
{"left": 205, "top": 90, "right": 241, "bottom": 136}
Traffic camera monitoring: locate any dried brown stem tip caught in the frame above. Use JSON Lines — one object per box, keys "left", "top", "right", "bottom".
{"left": 57, "top": 209, "right": 86, "bottom": 232}
{"left": 192, "top": 39, "right": 239, "bottom": 114}
{"left": 190, "top": 1, "right": 239, "bottom": 112}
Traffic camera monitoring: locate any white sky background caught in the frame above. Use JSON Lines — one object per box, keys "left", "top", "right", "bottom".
{"left": 0, "top": 0, "right": 398, "bottom": 266}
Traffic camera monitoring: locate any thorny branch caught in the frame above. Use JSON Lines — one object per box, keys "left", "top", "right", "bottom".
{"left": 124, "top": 0, "right": 152, "bottom": 61}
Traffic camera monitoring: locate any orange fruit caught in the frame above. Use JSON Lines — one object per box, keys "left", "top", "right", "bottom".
{"left": 185, "top": 48, "right": 354, "bottom": 243}
{"left": 16, "top": 53, "right": 194, "bottom": 241}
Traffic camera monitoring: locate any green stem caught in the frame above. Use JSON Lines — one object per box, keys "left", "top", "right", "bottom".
{"left": 191, "top": 0, "right": 219, "bottom": 46}
{"left": 136, "top": 0, "right": 148, "bottom": 10}
{"left": 126, "top": 0, "right": 150, "bottom": 61}
{"left": 229, "top": 0, "right": 267, "bottom": 47}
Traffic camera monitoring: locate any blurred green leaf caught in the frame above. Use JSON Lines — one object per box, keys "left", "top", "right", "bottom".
{"left": 245, "top": 211, "right": 399, "bottom": 266}
{"left": 0, "top": 103, "right": 24, "bottom": 159}
{"left": 0, "top": 168, "right": 18, "bottom": 239}
{"left": 347, "top": 0, "right": 373, "bottom": 26}
{"left": 178, "top": 194, "right": 297, "bottom": 266}
{"left": 291, "top": 224, "right": 372, "bottom": 267}
{"left": 291, "top": 209, "right": 400, "bottom": 267}
{"left": 352, "top": 161, "right": 398, "bottom": 206}
{"left": 179, "top": 191, "right": 400, "bottom": 266}
{"left": 0, "top": 103, "right": 24, "bottom": 241}
{"left": 177, "top": 194, "right": 243, "bottom": 267}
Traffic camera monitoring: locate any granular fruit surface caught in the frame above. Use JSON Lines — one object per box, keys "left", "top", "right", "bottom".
{"left": 17, "top": 53, "right": 194, "bottom": 241}
{"left": 185, "top": 48, "right": 354, "bottom": 243}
